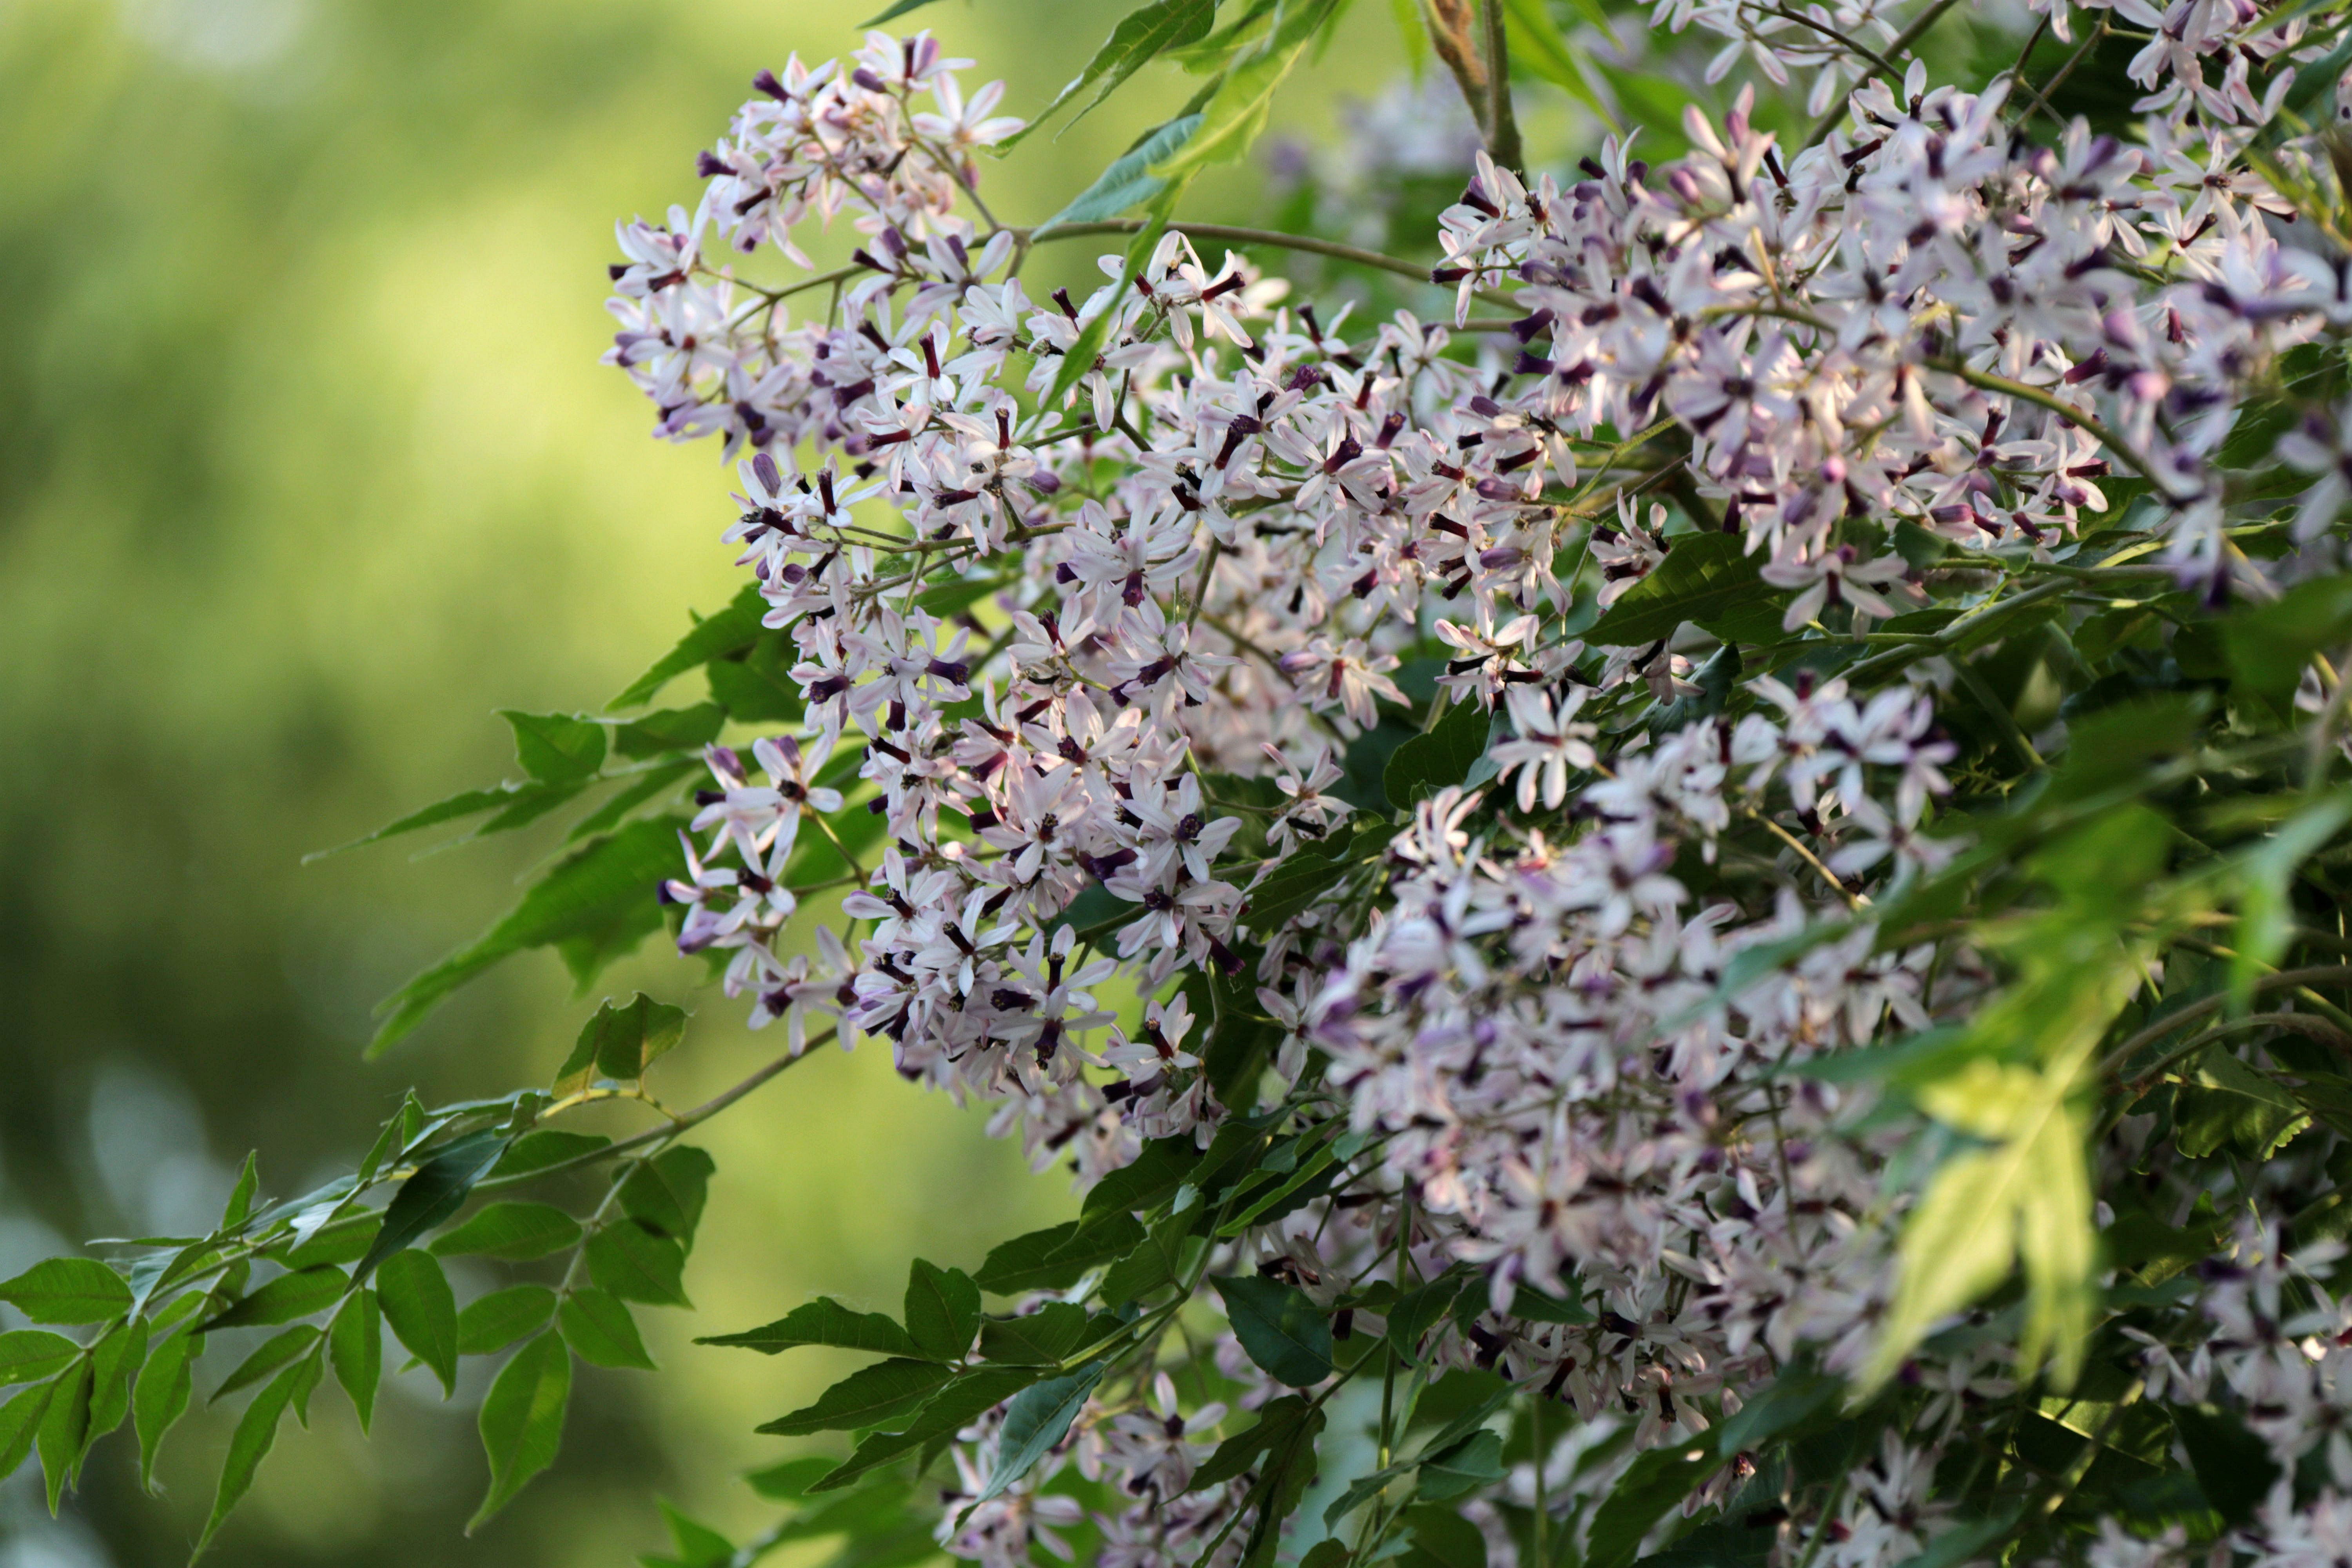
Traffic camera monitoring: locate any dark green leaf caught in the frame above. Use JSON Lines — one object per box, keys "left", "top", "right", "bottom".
{"left": 2171, "top": 1403, "right": 2276, "bottom": 1524}
{"left": 1585, "top": 1437, "right": 1717, "bottom": 1568}
{"left": 303, "top": 779, "right": 579, "bottom": 861}
{"left": 377, "top": 1251, "right": 459, "bottom": 1396}
{"left": 701, "top": 1297, "right": 923, "bottom": 1359}
{"left": 470, "top": 1332, "right": 572, "bottom": 1531}
{"left": 976, "top": 1364, "right": 1106, "bottom": 1503}
{"left": 1082, "top": 1137, "right": 1201, "bottom": 1223}
{"left": 329, "top": 1289, "right": 381, "bottom": 1433}
{"left": 1034, "top": 114, "right": 1202, "bottom": 231}
{"left": 975, "top": 1219, "right": 1138, "bottom": 1295}
{"left": 371, "top": 818, "right": 682, "bottom": 1054}
{"left": 1591, "top": 532, "right": 1765, "bottom": 648}
{"left": 1213, "top": 1275, "right": 1332, "bottom": 1387}
{"left": 757, "top": 1359, "right": 957, "bottom": 1436}
{"left": 354, "top": 1129, "right": 510, "bottom": 1280}
{"left": 0, "top": 1259, "right": 131, "bottom": 1325}
{"left": 1713, "top": 1367, "right": 1842, "bottom": 1457}
{"left": 586, "top": 1220, "right": 690, "bottom": 1307}
{"left": 430, "top": 1202, "right": 584, "bottom": 1262}
{"left": 200, "top": 1265, "right": 348, "bottom": 1332}
{"left": 616, "top": 1146, "right": 715, "bottom": 1244}
{"left": 976, "top": 1303, "right": 1094, "bottom": 1366}
{"left": 0, "top": 1332, "right": 78, "bottom": 1387}
{"left": 1890, "top": 1509, "right": 2022, "bottom": 1568}
{"left": 1193, "top": 1392, "right": 1316, "bottom": 1491}
{"left": 1387, "top": 1274, "right": 1467, "bottom": 1360}
{"left": 459, "top": 1286, "right": 559, "bottom": 1357}
{"left": 559, "top": 1288, "right": 656, "bottom": 1370}
{"left": 1385, "top": 696, "right": 1494, "bottom": 807}
{"left": 210, "top": 1325, "right": 321, "bottom": 1405}
{"left": 904, "top": 1259, "right": 983, "bottom": 1361}
{"left": 1417, "top": 1428, "right": 1505, "bottom": 1501}
{"left": 134, "top": 1326, "right": 200, "bottom": 1490}
{"left": 1403, "top": 1504, "right": 1488, "bottom": 1568}
{"left": 2174, "top": 1047, "right": 2310, "bottom": 1158}
{"left": 808, "top": 1368, "right": 1041, "bottom": 1492}
{"left": 555, "top": 992, "right": 690, "bottom": 1089}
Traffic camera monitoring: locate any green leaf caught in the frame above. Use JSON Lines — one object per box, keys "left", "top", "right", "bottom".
{"left": 586, "top": 1220, "right": 691, "bottom": 1307}
{"left": 613, "top": 702, "right": 725, "bottom": 759}
{"left": 502, "top": 710, "right": 607, "bottom": 783}
{"left": 200, "top": 1265, "right": 348, "bottom": 1332}
{"left": 0, "top": 1259, "right": 131, "bottom": 1325}
{"left": 1213, "top": 1274, "right": 1333, "bottom": 1386}
{"left": 2225, "top": 575, "right": 2352, "bottom": 715}
{"left": 1011, "top": 0, "right": 1218, "bottom": 146}
{"left": 1590, "top": 532, "right": 1765, "bottom": 647}
{"left": 0, "top": 1331, "right": 79, "bottom": 1387}
{"left": 1585, "top": 1436, "right": 1717, "bottom": 1568}
{"left": 1712, "top": 1367, "right": 1842, "bottom": 1456}
{"left": 469, "top": 1332, "right": 572, "bottom": 1532}
{"left": 377, "top": 1251, "right": 459, "bottom": 1396}
{"left": 489, "top": 1129, "right": 611, "bottom": 1179}
{"left": 430, "top": 1202, "right": 584, "bottom": 1262}
{"left": 86, "top": 1316, "right": 149, "bottom": 1448}
{"left": 1417, "top": 1428, "right": 1505, "bottom": 1501}
{"left": 371, "top": 818, "right": 682, "bottom": 1054}
{"left": 134, "top": 1325, "right": 200, "bottom": 1490}
{"left": 616, "top": 1146, "right": 715, "bottom": 1244}
{"left": 863, "top": 0, "right": 945, "bottom": 23}
{"left": 1034, "top": 115, "right": 1202, "bottom": 232}
{"left": 1193, "top": 1392, "right": 1318, "bottom": 1491}
{"left": 613, "top": 582, "right": 769, "bottom": 708}
{"left": 34, "top": 1359, "right": 87, "bottom": 1509}
{"left": 974, "top": 1220, "right": 1134, "bottom": 1294}
{"left": 976, "top": 1303, "right": 1095, "bottom": 1366}
{"left": 224, "top": 1152, "right": 260, "bottom": 1227}
{"left": 757, "top": 1359, "right": 958, "bottom": 1437}
{"left": 559, "top": 1288, "right": 656, "bottom": 1370}
{"left": 904, "top": 1259, "right": 984, "bottom": 1361}
{"left": 2175, "top": 1047, "right": 2311, "bottom": 1158}
{"left": 211, "top": 1325, "right": 321, "bottom": 1405}
{"left": 2232, "top": 789, "right": 2352, "bottom": 1009}
{"left": 554, "top": 992, "right": 690, "bottom": 1089}
{"left": 328, "top": 1290, "right": 381, "bottom": 1433}
{"left": 809, "top": 1367, "right": 1041, "bottom": 1493}
{"left": 1404, "top": 1505, "right": 1488, "bottom": 1568}
{"left": 459, "top": 1286, "right": 560, "bottom": 1357}
{"left": 196, "top": 1352, "right": 319, "bottom": 1556}
{"left": 2171, "top": 1403, "right": 2276, "bottom": 1524}
{"left": 1502, "top": 0, "right": 1617, "bottom": 126}
{"left": 1045, "top": 180, "right": 1188, "bottom": 408}
{"left": 1081, "top": 1137, "right": 1201, "bottom": 1222}
{"left": 700, "top": 1297, "right": 924, "bottom": 1359}
{"left": 303, "top": 779, "right": 578, "bottom": 861}
{"left": 976, "top": 1363, "right": 1106, "bottom": 1504}
{"left": 1387, "top": 1273, "right": 1467, "bottom": 1360}
{"left": 1384, "top": 697, "right": 1494, "bottom": 808}
{"left": 1152, "top": 0, "right": 1344, "bottom": 177}
{"left": 0, "top": 1382, "right": 53, "bottom": 1489}
{"left": 355, "top": 1129, "right": 510, "bottom": 1279}
{"left": 1243, "top": 849, "right": 1353, "bottom": 936}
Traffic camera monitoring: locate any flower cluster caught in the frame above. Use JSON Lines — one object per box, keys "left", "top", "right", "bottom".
{"left": 601, "top": 13, "right": 2352, "bottom": 1568}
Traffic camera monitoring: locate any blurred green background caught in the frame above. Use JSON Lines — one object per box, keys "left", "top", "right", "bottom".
{"left": 0, "top": 2, "right": 1495, "bottom": 1563}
